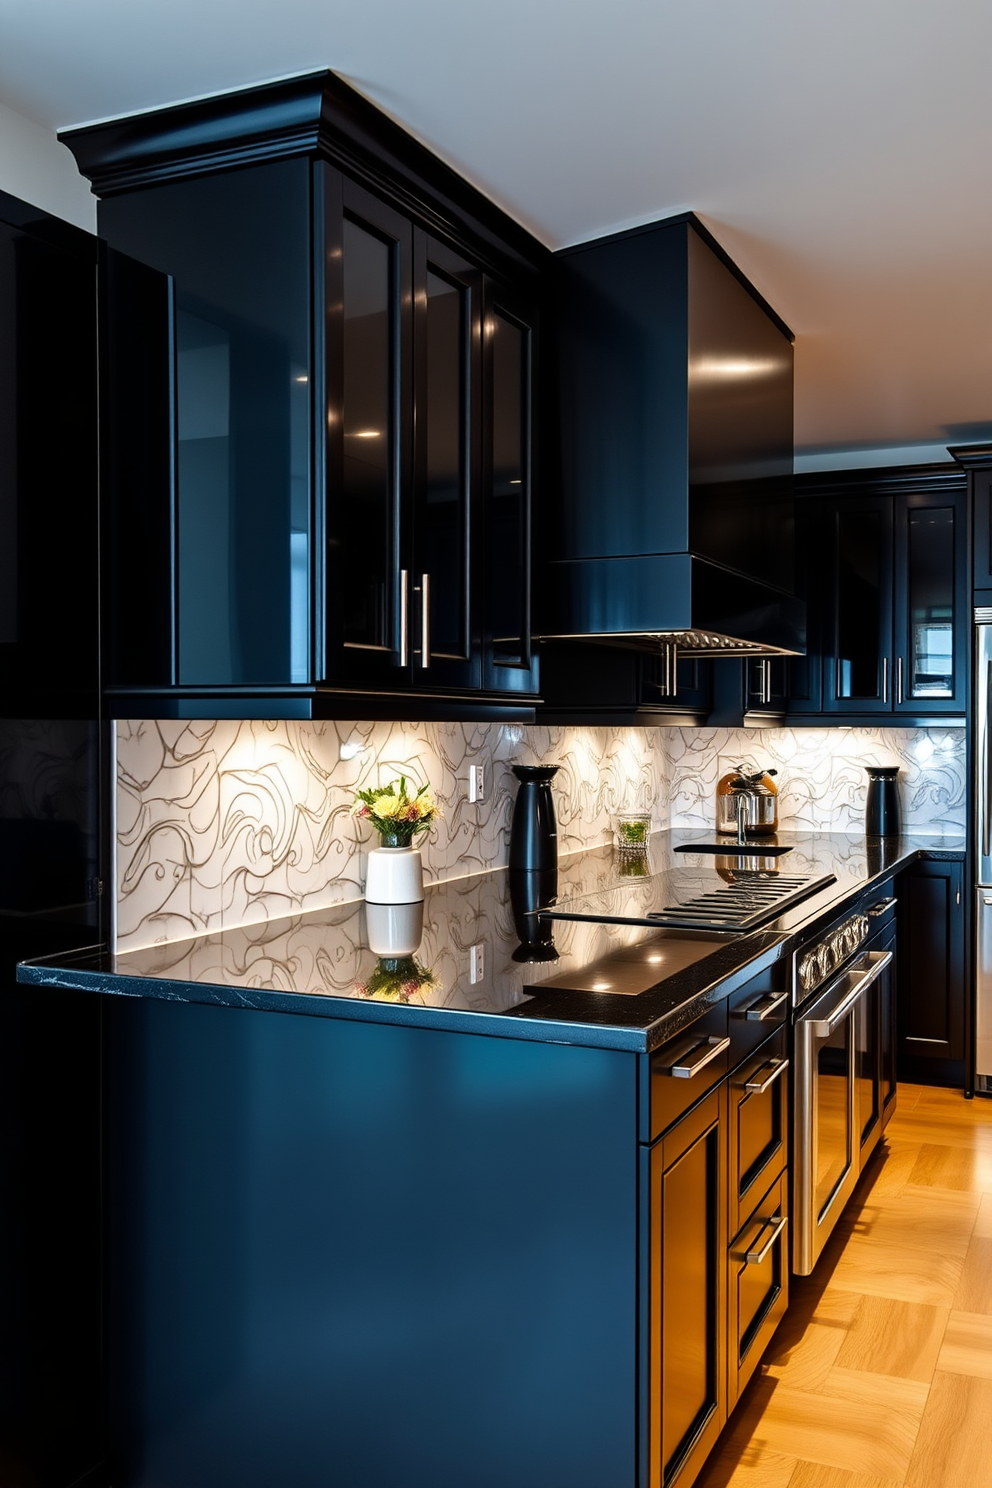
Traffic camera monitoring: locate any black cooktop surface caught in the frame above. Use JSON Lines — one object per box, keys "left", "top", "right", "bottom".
{"left": 541, "top": 862, "right": 838, "bottom": 933}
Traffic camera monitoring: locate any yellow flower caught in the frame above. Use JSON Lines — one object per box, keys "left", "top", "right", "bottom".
{"left": 374, "top": 793, "right": 403, "bottom": 819}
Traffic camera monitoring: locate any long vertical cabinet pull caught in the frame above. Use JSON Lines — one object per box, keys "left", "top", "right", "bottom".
{"left": 985, "top": 657, "right": 992, "bottom": 860}
{"left": 399, "top": 570, "right": 409, "bottom": 667}
{"left": 882, "top": 656, "right": 889, "bottom": 703}
{"left": 896, "top": 656, "right": 903, "bottom": 703}
{"left": 420, "top": 573, "right": 431, "bottom": 667}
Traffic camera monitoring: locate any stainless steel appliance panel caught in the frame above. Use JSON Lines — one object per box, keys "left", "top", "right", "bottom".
{"left": 976, "top": 889, "right": 992, "bottom": 1085}
{"left": 793, "top": 948, "right": 893, "bottom": 1275}
{"left": 976, "top": 622, "right": 992, "bottom": 890}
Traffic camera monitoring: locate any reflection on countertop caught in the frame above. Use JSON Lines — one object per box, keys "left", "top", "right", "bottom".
{"left": 18, "top": 828, "right": 965, "bottom": 1053}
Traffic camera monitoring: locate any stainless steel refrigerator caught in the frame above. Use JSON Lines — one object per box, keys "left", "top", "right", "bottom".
{"left": 975, "top": 612, "right": 992, "bottom": 1090}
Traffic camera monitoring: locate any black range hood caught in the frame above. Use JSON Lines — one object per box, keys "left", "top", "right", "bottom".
{"left": 541, "top": 212, "right": 805, "bottom": 658}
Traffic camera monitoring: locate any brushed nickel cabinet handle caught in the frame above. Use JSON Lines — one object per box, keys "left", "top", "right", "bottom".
{"left": 744, "top": 1214, "right": 787, "bottom": 1265}
{"left": 744, "top": 1057, "right": 790, "bottom": 1095}
{"left": 882, "top": 656, "right": 889, "bottom": 703}
{"left": 399, "top": 569, "right": 409, "bottom": 667}
{"left": 663, "top": 1035, "right": 731, "bottom": 1079}
{"left": 420, "top": 572, "right": 431, "bottom": 668}
{"left": 735, "top": 989, "right": 788, "bottom": 1021}
{"left": 896, "top": 656, "right": 904, "bottom": 703}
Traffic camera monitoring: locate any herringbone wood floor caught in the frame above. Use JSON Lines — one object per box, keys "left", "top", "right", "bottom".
{"left": 696, "top": 1083, "right": 992, "bottom": 1488}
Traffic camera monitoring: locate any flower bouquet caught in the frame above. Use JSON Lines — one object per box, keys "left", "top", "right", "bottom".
{"left": 352, "top": 775, "right": 440, "bottom": 848}
{"left": 352, "top": 774, "right": 440, "bottom": 904}
{"left": 353, "top": 955, "right": 440, "bottom": 1005}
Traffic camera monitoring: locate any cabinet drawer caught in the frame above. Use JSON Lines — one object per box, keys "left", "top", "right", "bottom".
{"left": 728, "top": 963, "right": 788, "bottom": 1069}
{"left": 647, "top": 1002, "right": 729, "bottom": 1142}
{"left": 728, "top": 1168, "right": 789, "bottom": 1410}
{"left": 728, "top": 1026, "right": 789, "bottom": 1238}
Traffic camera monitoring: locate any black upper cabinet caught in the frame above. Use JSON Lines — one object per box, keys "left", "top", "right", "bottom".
{"left": 797, "top": 466, "right": 968, "bottom": 721}
{"left": 0, "top": 197, "right": 100, "bottom": 713}
{"left": 65, "top": 72, "right": 546, "bottom": 715}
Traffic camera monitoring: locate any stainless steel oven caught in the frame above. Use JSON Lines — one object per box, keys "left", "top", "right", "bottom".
{"left": 792, "top": 900, "right": 895, "bottom": 1276}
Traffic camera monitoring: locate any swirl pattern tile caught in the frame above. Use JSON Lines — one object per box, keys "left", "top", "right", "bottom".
{"left": 115, "top": 717, "right": 967, "bottom": 953}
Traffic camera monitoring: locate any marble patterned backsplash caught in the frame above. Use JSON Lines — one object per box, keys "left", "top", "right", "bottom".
{"left": 667, "top": 725, "right": 967, "bottom": 836}
{"left": 115, "top": 717, "right": 967, "bottom": 954}
{"left": 114, "top": 719, "right": 670, "bottom": 952}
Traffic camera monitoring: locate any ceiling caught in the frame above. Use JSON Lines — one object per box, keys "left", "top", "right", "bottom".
{"left": 2, "top": 0, "right": 990, "bottom": 464}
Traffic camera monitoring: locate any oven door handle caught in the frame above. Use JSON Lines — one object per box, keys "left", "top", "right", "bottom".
{"left": 810, "top": 950, "right": 893, "bottom": 1037}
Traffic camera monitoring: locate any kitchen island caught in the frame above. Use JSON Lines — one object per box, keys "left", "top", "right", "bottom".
{"left": 17, "top": 831, "right": 964, "bottom": 1488}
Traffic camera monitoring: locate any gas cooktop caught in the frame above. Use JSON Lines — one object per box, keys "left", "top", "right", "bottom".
{"left": 541, "top": 863, "right": 837, "bottom": 934}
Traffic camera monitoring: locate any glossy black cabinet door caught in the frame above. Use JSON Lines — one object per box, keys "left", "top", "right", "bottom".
{"left": 0, "top": 211, "right": 99, "bottom": 704}
{"left": 321, "top": 172, "right": 413, "bottom": 686}
{"left": 822, "top": 495, "right": 894, "bottom": 713}
{"left": 0, "top": 192, "right": 104, "bottom": 1487}
{"left": 744, "top": 657, "right": 788, "bottom": 716}
{"left": 483, "top": 279, "right": 540, "bottom": 695}
{"left": 646, "top": 1084, "right": 727, "bottom": 1488}
{"left": 973, "top": 467, "right": 992, "bottom": 593}
{"left": 412, "top": 232, "right": 482, "bottom": 690}
{"left": 893, "top": 489, "right": 967, "bottom": 714}
{"left": 100, "top": 161, "right": 313, "bottom": 689}
{"left": 785, "top": 497, "right": 823, "bottom": 714}
{"left": 897, "top": 859, "right": 965, "bottom": 1084}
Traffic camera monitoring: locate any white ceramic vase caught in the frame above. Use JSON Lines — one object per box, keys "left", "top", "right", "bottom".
{"left": 365, "top": 900, "right": 424, "bottom": 955}
{"left": 365, "top": 844, "right": 424, "bottom": 905}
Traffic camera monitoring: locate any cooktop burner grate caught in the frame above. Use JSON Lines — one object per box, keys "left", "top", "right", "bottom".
{"left": 647, "top": 873, "right": 831, "bottom": 931}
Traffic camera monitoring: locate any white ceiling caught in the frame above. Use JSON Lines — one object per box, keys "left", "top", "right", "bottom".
{"left": 2, "top": 0, "right": 990, "bottom": 462}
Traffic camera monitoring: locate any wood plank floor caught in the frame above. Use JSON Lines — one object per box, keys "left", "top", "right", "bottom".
{"left": 696, "top": 1084, "right": 992, "bottom": 1488}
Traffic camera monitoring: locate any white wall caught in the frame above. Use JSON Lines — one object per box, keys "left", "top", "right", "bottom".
{"left": 0, "top": 99, "right": 95, "bottom": 231}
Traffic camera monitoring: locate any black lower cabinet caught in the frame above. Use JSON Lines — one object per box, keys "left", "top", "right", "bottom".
{"left": 728, "top": 1168, "right": 788, "bottom": 1411}
{"left": 645, "top": 1084, "right": 727, "bottom": 1488}
{"left": 101, "top": 999, "right": 638, "bottom": 1488}
{"left": 896, "top": 859, "right": 965, "bottom": 1085}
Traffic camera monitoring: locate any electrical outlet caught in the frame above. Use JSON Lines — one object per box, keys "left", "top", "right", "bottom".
{"left": 468, "top": 762, "right": 485, "bottom": 803}
{"left": 469, "top": 942, "right": 486, "bottom": 983}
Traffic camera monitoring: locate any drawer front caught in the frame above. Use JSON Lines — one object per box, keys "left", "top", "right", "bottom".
{"left": 728, "top": 963, "right": 789, "bottom": 1069}
{"left": 648, "top": 1002, "right": 729, "bottom": 1141}
{"left": 728, "top": 1027, "right": 788, "bottom": 1238}
{"left": 728, "top": 1168, "right": 789, "bottom": 1410}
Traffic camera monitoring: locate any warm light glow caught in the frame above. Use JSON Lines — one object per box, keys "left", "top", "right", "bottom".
{"left": 690, "top": 356, "right": 783, "bottom": 381}
{"left": 294, "top": 374, "right": 309, "bottom": 384}
{"left": 339, "top": 739, "right": 369, "bottom": 761}
{"left": 647, "top": 954, "right": 664, "bottom": 964}
{"left": 350, "top": 429, "right": 382, "bottom": 439}
{"left": 590, "top": 981, "right": 612, "bottom": 992}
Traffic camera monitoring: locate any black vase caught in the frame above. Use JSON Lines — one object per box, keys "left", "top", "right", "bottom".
{"left": 509, "top": 867, "right": 560, "bottom": 963}
{"left": 509, "top": 764, "right": 559, "bottom": 872}
{"left": 864, "top": 765, "right": 901, "bottom": 836}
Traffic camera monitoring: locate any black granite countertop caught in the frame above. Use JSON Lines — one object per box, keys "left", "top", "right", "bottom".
{"left": 17, "top": 829, "right": 965, "bottom": 1054}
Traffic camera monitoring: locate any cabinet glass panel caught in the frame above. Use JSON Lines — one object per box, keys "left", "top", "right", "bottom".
{"left": 0, "top": 226, "right": 15, "bottom": 645}
{"left": 424, "top": 268, "right": 468, "bottom": 659}
{"left": 815, "top": 1019, "right": 853, "bottom": 1222}
{"left": 835, "top": 508, "right": 883, "bottom": 700}
{"left": 857, "top": 981, "right": 880, "bottom": 1149}
{"left": 906, "top": 506, "right": 954, "bottom": 698}
{"left": 489, "top": 310, "right": 528, "bottom": 665}
{"left": 342, "top": 218, "right": 396, "bottom": 653}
